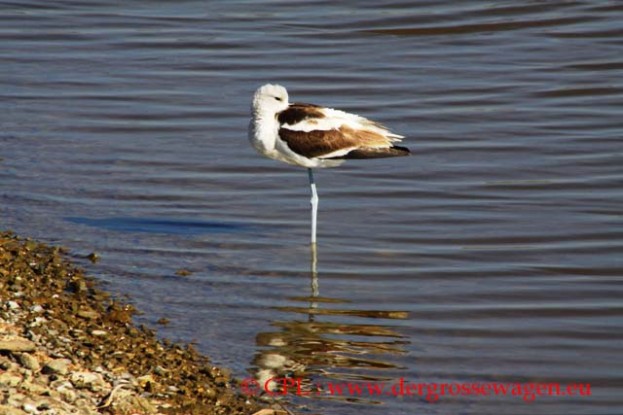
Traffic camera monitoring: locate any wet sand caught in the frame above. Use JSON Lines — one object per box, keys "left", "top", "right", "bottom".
{"left": 0, "top": 231, "right": 282, "bottom": 415}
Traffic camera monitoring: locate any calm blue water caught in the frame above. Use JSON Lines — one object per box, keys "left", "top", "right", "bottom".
{"left": 2, "top": 1, "right": 622, "bottom": 414}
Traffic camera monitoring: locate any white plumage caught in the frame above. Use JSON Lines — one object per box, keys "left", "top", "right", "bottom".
{"left": 248, "top": 84, "right": 409, "bottom": 244}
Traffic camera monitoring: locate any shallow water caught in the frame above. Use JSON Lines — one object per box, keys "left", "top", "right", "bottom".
{"left": 2, "top": 1, "right": 622, "bottom": 414}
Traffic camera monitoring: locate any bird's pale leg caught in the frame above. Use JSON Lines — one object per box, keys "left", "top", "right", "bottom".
{"left": 308, "top": 168, "right": 318, "bottom": 245}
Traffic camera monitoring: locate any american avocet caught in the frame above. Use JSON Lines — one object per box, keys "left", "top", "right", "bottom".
{"left": 249, "top": 84, "right": 409, "bottom": 245}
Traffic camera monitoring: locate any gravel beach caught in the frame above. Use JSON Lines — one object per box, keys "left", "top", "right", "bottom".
{"left": 0, "top": 231, "right": 282, "bottom": 415}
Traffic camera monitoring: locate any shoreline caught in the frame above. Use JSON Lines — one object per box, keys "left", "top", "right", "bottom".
{"left": 0, "top": 231, "right": 281, "bottom": 415}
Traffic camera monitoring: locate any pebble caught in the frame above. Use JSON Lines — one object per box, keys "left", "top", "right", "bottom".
{"left": 0, "top": 372, "right": 23, "bottom": 387}
{"left": 76, "top": 309, "right": 98, "bottom": 320}
{"left": 137, "top": 374, "right": 155, "bottom": 389}
{"left": 70, "top": 371, "right": 107, "bottom": 392}
{"left": 28, "top": 317, "right": 47, "bottom": 328}
{"left": 58, "top": 386, "right": 76, "bottom": 404}
{"left": 0, "top": 336, "right": 36, "bottom": 352}
{"left": 29, "top": 305, "right": 44, "bottom": 313}
{"left": 49, "top": 379, "right": 76, "bottom": 404}
{"left": 0, "top": 405, "right": 28, "bottom": 415}
{"left": 0, "top": 356, "right": 16, "bottom": 370}
{"left": 20, "top": 381, "right": 48, "bottom": 396}
{"left": 153, "top": 365, "right": 167, "bottom": 375}
{"left": 49, "top": 379, "right": 73, "bottom": 390}
{"left": 6, "top": 392, "right": 26, "bottom": 407}
{"left": 21, "top": 403, "right": 37, "bottom": 414}
{"left": 42, "top": 358, "right": 72, "bottom": 375}
{"left": 18, "top": 353, "right": 41, "bottom": 372}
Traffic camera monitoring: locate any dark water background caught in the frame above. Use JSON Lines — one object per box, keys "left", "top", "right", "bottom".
{"left": 2, "top": 1, "right": 622, "bottom": 414}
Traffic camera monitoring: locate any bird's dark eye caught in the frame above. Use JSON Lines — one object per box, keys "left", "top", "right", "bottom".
{"left": 274, "top": 97, "right": 282, "bottom": 101}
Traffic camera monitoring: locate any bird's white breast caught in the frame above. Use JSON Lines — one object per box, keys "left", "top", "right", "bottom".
{"left": 248, "top": 115, "right": 277, "bottom": 155}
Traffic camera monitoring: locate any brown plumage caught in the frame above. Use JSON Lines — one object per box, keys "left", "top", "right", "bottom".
{"left": 279, "top": 125, "right": 410, "bottom": 159}
{"left": 277, "top": 103, "right": 325, "bottom": 126}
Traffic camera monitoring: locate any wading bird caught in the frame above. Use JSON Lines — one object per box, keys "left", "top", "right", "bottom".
{"left": 249, "top": 84, "right": 409, "bottom": 245}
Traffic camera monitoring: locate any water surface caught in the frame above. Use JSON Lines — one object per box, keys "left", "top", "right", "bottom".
{"left": 2, "top": 1, "right": 622, "bottom": 414}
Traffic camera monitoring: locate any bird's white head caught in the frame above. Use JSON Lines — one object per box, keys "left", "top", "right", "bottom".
{"left": 251, "top": 84, "right": 289, "bottom": 117}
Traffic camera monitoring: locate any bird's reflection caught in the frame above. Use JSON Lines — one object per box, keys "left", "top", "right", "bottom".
{"left": 309, "top": 242, "right": 319, "bottom": 319}
{"left": 250, "top": 244, "right": 410, "bottom": 402}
